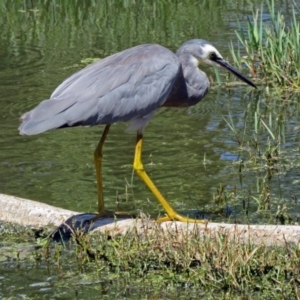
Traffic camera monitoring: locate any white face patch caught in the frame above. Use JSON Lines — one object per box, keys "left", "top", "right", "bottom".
{"left": 200, "top": 44, "right": 223, "bottom": 60}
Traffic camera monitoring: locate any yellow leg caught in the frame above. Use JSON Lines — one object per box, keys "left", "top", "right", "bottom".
{"left": 93, "top": 125, "right": 133, "bottom": 219}
{"left": 133, "top": 133, "right": 205, "bottom": 223}
{"left": 94, "top": 124, "right": 111, "bottom": 215}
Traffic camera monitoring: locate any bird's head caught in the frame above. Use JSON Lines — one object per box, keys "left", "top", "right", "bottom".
{"left": 177, "top": 39, "right": 256, "bottom": 88}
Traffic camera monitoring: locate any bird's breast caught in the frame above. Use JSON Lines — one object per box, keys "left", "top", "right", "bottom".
{"left": 163, "top": 74, "right": 210, "bottom": 108}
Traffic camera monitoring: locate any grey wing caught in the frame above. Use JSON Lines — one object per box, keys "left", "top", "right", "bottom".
{"left": 19, "top": 44, "right": 181, "bottom": 135}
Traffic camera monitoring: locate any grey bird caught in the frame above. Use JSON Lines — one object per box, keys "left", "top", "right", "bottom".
{"left": 19, "top": 39, "right": 256, "bottom": 223}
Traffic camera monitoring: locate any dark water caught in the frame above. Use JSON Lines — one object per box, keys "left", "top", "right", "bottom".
{"left": 1, "top": 0, "right": 300, "bottom": 219}
{"left": 1, "top": 0, "right": 300, "bottom": 297}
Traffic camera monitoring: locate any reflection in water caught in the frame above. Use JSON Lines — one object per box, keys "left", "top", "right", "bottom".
{"left": 0, "top": 0, "right": 299, "bottom": 223}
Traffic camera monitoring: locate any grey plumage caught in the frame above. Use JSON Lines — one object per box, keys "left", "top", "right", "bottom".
{"left": 19, "top": 39, "right": 256, "bottom": 135}
{"left": 18, "top": 39, "right": 257, "bottom": 222}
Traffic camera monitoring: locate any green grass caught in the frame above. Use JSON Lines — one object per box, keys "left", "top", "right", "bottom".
{"left": 48, "top": 225, "right": 300, "bottom": 298}
{"left": 2, "top": 222, "right": 300, "bottom": 299}
{"left": 229, "top": 0, "right": 300, "bottom": 89}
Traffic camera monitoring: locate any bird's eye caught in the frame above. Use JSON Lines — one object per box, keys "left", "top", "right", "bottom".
{"left": 209, "top": 52, "right": 217, "bottom": 60}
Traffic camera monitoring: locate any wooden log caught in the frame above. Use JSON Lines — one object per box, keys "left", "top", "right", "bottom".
{"left": 1, "top": 193, "right": 300, "bottom": 246}
{"left": 0, "top": 193, "right": 75, "bottom": 227}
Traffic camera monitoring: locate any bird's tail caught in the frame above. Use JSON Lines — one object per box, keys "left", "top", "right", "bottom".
{"left": 19, "top": 97, "right": 75, "bottom": 135}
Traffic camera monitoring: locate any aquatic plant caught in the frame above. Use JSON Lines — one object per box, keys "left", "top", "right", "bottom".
{"left": 230, "top": 0, "right": 300, "bottom": 89}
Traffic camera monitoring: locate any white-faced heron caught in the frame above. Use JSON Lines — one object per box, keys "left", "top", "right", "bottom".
{"left": 19, "top": 39, "right": 256, "bottom": 223}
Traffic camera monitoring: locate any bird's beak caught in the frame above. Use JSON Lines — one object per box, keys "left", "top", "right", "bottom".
{"left": 215, "top": 57, "right": 256, "bottom": 88}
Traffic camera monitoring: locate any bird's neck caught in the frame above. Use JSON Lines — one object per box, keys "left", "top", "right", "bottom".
{"left": 163, "top": 53, "right": 210, "bottom": 108}
{"left": 178, "top": 52, "right": 199, "bottom": 69}
{"left": 179, "top": 53, "right": 210, "bottom": 98}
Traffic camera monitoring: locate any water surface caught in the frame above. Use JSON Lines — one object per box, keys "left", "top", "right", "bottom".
{"left": 0, "top": 0, "right": 299, "bottom": 221}
{"left": 1, "top": 1, "right": 300, "bottom": 299}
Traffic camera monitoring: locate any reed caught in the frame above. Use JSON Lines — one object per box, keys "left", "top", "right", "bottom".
{"left": 230, "top": 0, "right": 300, "bottom": 89}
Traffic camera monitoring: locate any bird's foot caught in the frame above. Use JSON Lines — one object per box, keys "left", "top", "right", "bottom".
{"left": 156, "top": 213, "right": 206, "bottom": 223}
